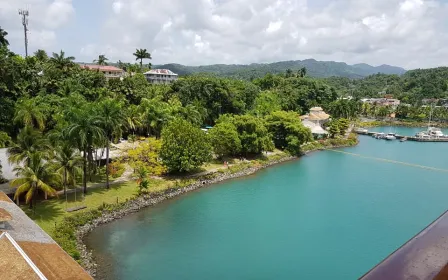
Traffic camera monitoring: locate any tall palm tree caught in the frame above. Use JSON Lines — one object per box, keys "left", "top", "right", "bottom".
{"left": 0, "top": 27, "right": 9, "bottom": 47}
{"left": 94, "top": 54, "right": 109, "bottom": 65}
{"left": 133, "top": 48, "right": 151, "bottom": 69}
{"left": 10, "top": 153, "right": 60, "bottom": 208}
{"left": 34, "top": 49, "right": 48, "bottom": 62}
{"left": 65, "top": 107, "right": 104, "bottom": 194}
{"left": 140, "top": 97, "right": 172, "bottom": 138}
{"left": 52, "top": 143, "right": 82, "bottom": 197}
{"left": 14, "top": 99, "right": 46, "bottom": 130}
{"left": 7, "top": 126, "right": 50, "bottom": 166}
{"left": 97, "top": 98, "right": 123, "bottom": 189}
{"left": 117, "top": 60, "right": 125, "bottom": 70}
{"left": 125, "top": 105, "right": 142, "bottom": 135}
{"left": 50, "top": 50, "right": 75, "bottom": 70}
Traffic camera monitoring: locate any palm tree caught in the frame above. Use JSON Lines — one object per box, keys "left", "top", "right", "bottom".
{"left": 0, "top": 27, "right": 9, "bottom": 47}
{"left": 117, "top": 60, "right": 125, "bottom": 70}
{"left": 94, "top": 54, "right": 109, "bottom": 65}
{"left": 97, "top": 98, "right": 123, "bottom": 189}
{"left": 133, "top": 48, "right": 151, "bottom": 69}
{"left": 34, "top": 49, "right": 48, "bottom": 62}
{"left": 140, "top": 98, "right": 172, "bottom": 138}
{"left": 14, "top": 99, "right": 46, "bottom": 130}
{"left": 125, "top": 105, "right": 142, "bottom": 135}
{"left": 50, "top": 50, "right": 75, "bottom": 70}
{"left": 65, "top": 107, "right": 104, "bottom": 194}
{"left": 7, "top": 127, "right": 50, "bottom": 166}
{"left": 52, "top": 143, "right": 82, "bottom": 197}
{"left": 10, "top": 153, "right": 60, "bottom": 208}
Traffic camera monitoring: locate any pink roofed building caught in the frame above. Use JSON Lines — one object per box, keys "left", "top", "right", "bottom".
{"left": 79, "top": 64, "right": 124, "bottom": 80}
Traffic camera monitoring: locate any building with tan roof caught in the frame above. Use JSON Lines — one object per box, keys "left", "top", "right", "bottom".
{"left": 0, "top": 192, "right": 92, "bottom": 280}
{"left": 300, "top": 107, "right": 331, "bottom": 138}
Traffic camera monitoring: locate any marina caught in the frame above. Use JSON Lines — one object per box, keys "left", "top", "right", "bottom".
{"left": 355, "top": 128, "right": 448, "bottom": 142}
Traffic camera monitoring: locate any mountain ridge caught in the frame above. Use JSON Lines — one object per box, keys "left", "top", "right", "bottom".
{"left": 154, "top": 59, "right": 406, "bottom": 80}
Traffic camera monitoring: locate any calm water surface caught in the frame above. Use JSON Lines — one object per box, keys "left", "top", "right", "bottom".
{"left": 85, "top": 127, "right": 448, "bottom": 280}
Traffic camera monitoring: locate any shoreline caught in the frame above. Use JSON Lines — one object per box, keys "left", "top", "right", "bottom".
{"left": 358, "top": 120, "right": 448, "bottom": 128}
{"left": 72, "top": 140, "right": 358, "bottom": 278}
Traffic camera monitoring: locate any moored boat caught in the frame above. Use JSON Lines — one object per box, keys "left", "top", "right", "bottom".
{"left": 375, "top": 132, "right": 385, "bottom": 139}
{"left": 385, "top": 133, "right": 396, "bottom": 140}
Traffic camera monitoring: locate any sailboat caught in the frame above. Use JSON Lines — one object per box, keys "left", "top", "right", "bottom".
{"left": 385, "top": 127, "right": 396, "bottom": 140}
{"left": 415, "top": 105, "right": 444, "bottom": 138}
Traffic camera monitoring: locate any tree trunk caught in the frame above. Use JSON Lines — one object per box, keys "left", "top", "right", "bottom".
{"left": 83, "top": 149, "right": 87, "bottom": 194}
{"left": 105, "top": 138, "right": 110, "bottom": 189}
{"left": 64, "top": 169, "right": 67, "bottom": 203}
{"left": 140, "top": 58, "right": 143, "bottom": 69}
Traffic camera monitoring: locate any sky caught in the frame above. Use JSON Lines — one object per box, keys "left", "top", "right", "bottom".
{"left": 1, "top": 0, "right": 448, "bottom": 69}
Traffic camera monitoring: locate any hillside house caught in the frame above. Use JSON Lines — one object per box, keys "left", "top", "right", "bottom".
{"left": 143, "top": 69, "right": 178, "bottom": 84}
{"left": 80, "top": 64, "right": 124, "bottom": 80}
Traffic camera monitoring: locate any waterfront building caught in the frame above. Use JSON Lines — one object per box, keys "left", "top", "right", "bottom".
{"left": 0, "top": 192, "right": 92, "bottom": 279}
{"left": 80, "top": 64, "right": 124, "bottom": 80}
{"left": 143, "top": 69, "right": 178, "bottom": 84}
{"left": 300, "top": 107, "right": 330, "bottom": 138}
{"left": 361, "top": 98, "right": 401, "bottom": 109}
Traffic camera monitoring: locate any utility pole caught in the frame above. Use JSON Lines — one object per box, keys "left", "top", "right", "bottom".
{"left": 18, "top": 9, "right": 29, "bottom": 57}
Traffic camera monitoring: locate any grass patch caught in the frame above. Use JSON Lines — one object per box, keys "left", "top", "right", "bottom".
{"left": 23, "top": 181, "right": 138, "bottom": 234}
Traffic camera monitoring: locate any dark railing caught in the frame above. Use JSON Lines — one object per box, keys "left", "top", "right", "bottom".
{"left": 360, "top": 210, "right": 448, "bottom": 280}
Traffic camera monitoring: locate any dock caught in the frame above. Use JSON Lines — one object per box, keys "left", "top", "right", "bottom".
{"left": 355, "top": 131, "right": 448, "bottom": 142}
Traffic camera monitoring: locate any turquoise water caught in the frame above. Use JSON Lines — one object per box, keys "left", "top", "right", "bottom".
{"left": 86, "top": 127, "right": 448, "bottom": 280}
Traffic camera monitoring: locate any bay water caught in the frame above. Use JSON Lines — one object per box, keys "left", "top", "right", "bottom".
{"left": 85, "top": 127, "right": 448, "bottom": 280}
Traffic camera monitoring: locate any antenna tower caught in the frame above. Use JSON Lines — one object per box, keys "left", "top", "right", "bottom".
{"left": 18, "top": 9, "right": 29, "bottom": 57}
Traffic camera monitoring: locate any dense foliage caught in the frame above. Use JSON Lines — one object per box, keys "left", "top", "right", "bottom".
{"left": 326, "top": 68, "right": 448, "bottom": 105}
{"left": 265, "top": 111, "right": 313, "bottom": 155}
{"left": 160, "top": 119, "right": 212, "bottom": 173}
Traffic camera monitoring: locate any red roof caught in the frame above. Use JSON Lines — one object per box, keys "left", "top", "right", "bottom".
{"left": 80, "top": 64, "right": 123, "bottom": 72}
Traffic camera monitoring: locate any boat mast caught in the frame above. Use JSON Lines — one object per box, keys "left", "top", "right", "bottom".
{"left": 428, "top": 104, "right": 434, "bottom": 128}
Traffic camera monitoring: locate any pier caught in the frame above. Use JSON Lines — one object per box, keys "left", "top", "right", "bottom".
{"left": 355, "top": 131, "right": 448, "bottom": 142}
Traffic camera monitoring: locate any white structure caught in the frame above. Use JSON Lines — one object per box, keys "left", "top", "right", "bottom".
{"left": 144, "top": 69, "right": 178, "bottom": 84}
{"left": 300, "top": 107, "right": 330, "bottom": 138}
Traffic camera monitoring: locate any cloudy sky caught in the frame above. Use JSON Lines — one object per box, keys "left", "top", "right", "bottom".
{"left": 1, "top": 0, "right": 448, "bottom": 69}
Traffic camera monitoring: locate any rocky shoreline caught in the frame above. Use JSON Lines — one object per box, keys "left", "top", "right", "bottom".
{"left": 76, "top": 140, "right": 358, "bottom": 278}
{"left": 76, "top": 155, "right": 296, "bottom": 277}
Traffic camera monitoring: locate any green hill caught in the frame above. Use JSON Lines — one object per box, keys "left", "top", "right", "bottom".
{"left": 154, "top": 59, "right": 406, "bottom": 79}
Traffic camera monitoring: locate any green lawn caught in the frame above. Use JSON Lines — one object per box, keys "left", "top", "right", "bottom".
{"left": 24, "top": 151, "right": 289, "bottom": 236}
{"left": 23, "top": 181, "right": 138, "bottom": 233}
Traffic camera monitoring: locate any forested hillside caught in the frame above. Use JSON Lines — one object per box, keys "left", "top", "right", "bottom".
{"left": 155, "top": 59, "right": 406, "bottom": 80}
{"left": 324, "top": 67, "right": 448, "bottom": 104}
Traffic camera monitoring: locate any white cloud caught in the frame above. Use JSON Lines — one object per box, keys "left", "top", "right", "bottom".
{"left": 266, "top": 21, "right": 283, "bottom": 33}
{"left": 3, "top": 0, "right": 448, "bottom": 69}
{"left": 112, "top": 1, "right": 123, "bottom": 14}
{"left": 45, "top": 0, "right": 74, "bottom": 28}
{"left": 0, "top": 0, "right": 75, "bottom": 54}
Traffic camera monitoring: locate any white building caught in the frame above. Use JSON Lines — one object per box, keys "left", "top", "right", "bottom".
{"left": 300, "top": 107, "right": 330, "bottom": 138}
{"left": 143, "top": 69, "right": 178, "bottom": 84}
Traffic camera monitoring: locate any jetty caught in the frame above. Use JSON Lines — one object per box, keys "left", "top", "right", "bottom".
{"left": 355, "top": 131, "right": 448, "bottom": 142}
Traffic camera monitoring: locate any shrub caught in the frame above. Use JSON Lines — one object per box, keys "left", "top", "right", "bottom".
{"left": 108, "top": 161, "right": 125, "bottom": 179}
